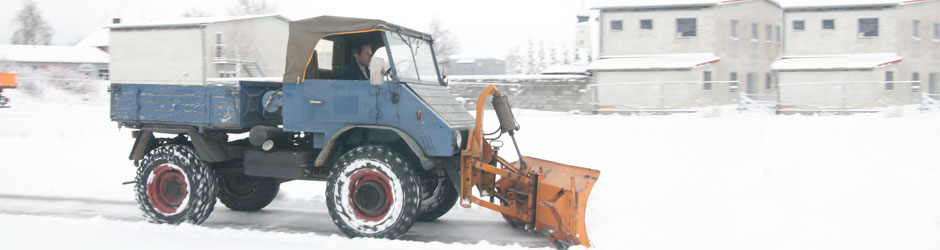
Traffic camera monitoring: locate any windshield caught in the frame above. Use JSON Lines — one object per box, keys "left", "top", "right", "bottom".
{"left": 383, "top": 31, "right": 440, "bottom": 84}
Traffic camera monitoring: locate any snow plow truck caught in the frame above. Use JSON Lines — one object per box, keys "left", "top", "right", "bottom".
{"left": 109, "top": 16, "right": 600, "bottom": 248}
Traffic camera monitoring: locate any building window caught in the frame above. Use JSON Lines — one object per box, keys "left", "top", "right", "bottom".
{"left": 214, "top": 32, "right": 223, "bottom": 57}
{"left": 703, "top": 71, "right": 712, "bottom": 91}
{"left": 885, "top": 71, "right": 894, "bottom": 90}
{"left": 765, "top": 25, "right": 772, "bottom": 41}
{"left": 677, "top": 18, "right": 696, "bottom": 37}
{"left": 765, "top": 72, "right": 772, "bottom": 89}
{"left": 859, "top": 18, "right": 879, "bottom": 37}
{"left": 912, "top": 72, "right": 920, "bottom": 92}
{"left": 774, "top": 26, "right": 781, "bottom": 42}
{"left": 730, "top": 19, "right": 738, "bottom": 39}
{"left": 930, "top": 73, "right": 938, "bottom": 94}
{"left": 913, "top": 20, "right": 921, "bottom": 39}
{"left": 610, "top": 20, "right": 623, "bottom": 31}
{"left": 97, "top": 69, "right": 109, "bottom": 80}
{"left": 730, "top": 72, "right": 738, "bottom": 92}
{"left": 746, "top": 72, "right": 756, "bottom": 94}
{"left": 934, "top": 23, "right": 939, "bottom": 40}
{"left": 793, "top": 20, "right": 805, "bottom": 31}
{"left": 751, "top": 23, "right": 759, "bottom": 40}
{"left": 640, "top": 19, "right": 653, "bottom": 30}
{"left": 822, "top": 19, "right": 835, "bottom": 30}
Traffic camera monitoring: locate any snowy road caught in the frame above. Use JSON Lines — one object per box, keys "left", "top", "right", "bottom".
{"left": 0, "top": 193, "right": 553, "bottom": 248}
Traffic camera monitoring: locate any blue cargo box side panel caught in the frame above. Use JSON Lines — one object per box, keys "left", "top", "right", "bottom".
{"left": 110, "top": 82, "right": 281, "bottom": 130}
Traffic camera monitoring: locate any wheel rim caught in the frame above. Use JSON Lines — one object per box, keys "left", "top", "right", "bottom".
{"left": 347, "top": 169, "right": 393, "bottom": 221}
{"left": 147, "top": 164, "right": 189, "bottom": 215}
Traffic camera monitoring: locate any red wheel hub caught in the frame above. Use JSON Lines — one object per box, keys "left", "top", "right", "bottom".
{"left": 147, "top": 164, "right": 188, "bottom": 214}
{"left": 347, "top": 169, "right": 393, "bottom": 221}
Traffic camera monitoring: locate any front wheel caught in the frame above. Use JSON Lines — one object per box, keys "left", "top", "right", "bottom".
{"left": 325, "top": 145, "right": 421, "bottom": 239}
{"left": 134, "top": 145, "right": 218, "bottom": 224}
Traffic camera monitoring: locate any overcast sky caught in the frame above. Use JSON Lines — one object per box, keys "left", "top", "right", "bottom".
{"left": 0, "top": 0, "right": 590, "bottom": 58}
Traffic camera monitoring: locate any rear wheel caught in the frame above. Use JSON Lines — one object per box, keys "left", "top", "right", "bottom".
{"left": 325, "top": 145, "right": 421, "bottom": 239}
{"left": 218, "top": 172, "right": 280, "bottom": 211}
{"left": 134, "top": 145, "right": 218, "bottom": 224}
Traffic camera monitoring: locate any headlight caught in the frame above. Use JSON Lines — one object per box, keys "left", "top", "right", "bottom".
{"left": 454, "top": 129, "right": 462, "bottom": 148}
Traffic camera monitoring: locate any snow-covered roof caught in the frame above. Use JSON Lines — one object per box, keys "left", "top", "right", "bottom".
{"left": 0, "top": 45, "right": 109, "bottom": 64}
{"left": 588, "top": 53, "right": 720, "bottom": 71}
{"left": 76, "top": 28, "right": 108, "bottom": 47}
{"left": 542, "top": 65, "right": 589, "bottom": 75}
{"left": 109, "top": 14, "right": 289, "bottom": 30}
{"left": 592, "top": 0, "right": 780, "bottom": 10}
{"left": 782, "top": 0, "right": 928, "bottom": 9}
{"left": 771, "top": 53, "right": 902, "bottom": 71}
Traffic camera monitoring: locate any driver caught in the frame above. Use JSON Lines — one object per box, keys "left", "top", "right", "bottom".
{"left": 338, "top": 42, "right": 373, "bottom": 80}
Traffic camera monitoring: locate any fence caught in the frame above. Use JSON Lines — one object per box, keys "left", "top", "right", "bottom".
{"left": 589, "top": 80, "right": 750, "bottom": 113}
{"left": 447, "top": 75, "right": 593, "bottom": 112}
{"left": 778, "top": 81, "right": 922, "bottom": 113}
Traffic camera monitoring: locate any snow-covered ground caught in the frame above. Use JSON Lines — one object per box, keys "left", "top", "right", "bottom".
{"left": 1, "top": 88, "right": 939, "bottom": 250}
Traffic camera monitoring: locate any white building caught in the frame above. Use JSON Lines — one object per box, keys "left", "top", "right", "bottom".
{"left": 0, "top": 45, "right": 110, "bottom": 80}
{"left": 589, "top": 0, "right": 782, "bottom": 112}
{"left": 774, "top": 0, "right": 940, "bottom": 112}
{"left": 108, "top": 14, "right": 289, "bottom": 85}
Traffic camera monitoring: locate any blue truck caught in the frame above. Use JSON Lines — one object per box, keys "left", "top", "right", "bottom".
{"left": 111, "top": 16, "right": 598, "bottom": 248}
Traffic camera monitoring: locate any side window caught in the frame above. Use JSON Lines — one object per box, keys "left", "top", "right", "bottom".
{"left": 214, "top": 32, "right": 223, "bottom": 58}
{"left": 677, "top": 18, "right": 696, "bottom": 37}
{"left": 314, "top": 40, "right": 334, "bottom": 70}
{"left": 859, "top": 18, "right": 879, "bottom": 37}
{"left": 913, "top": 20, "right": 921, "bottom": 39}
{"left": 703, "top": 71, "right": 712, "bottom": 90}
{"left": 611, "top": 20, "right": 623, "bottom": 31}
{"left": 885, "top": 71, "right": 894, "bottom": 90}
{"left": 765, "top": 25, "right": 772, "bottom": 41}
{"left": 751, "top": 23, "right": 758, "bottom": 40}
{"left": 730, "top": 72, "right": 738, "bottom": 92}
{"left": 774, "top": 26, "right": 781, "bottom": 42}
{"left": 822, "top": 19, "right": 835, "bottom": 30}
{"left": 765, "top": 72, "right": 772, "bottom": 89}
{"left": 793, "top": 20, "right": 805, "bottom": 31}
{"left": 730, "top": 19, "right": 739, "bottom": 39}
{"left": 640, "top": 19, "right": 653, "bottom": 30}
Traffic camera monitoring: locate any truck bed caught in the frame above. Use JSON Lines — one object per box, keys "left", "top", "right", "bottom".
{"left": 110, "top": 81, "right": 281, "bottom": 130}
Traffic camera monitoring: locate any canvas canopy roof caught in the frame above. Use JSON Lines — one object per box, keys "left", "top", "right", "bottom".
{"left": 771, "top": 53, "right": 902, "bottom": 71}
{"left": 587, "top": 53, "right": 720, "bottom": 71}
{"left": 282, "top": 15, "right": 431, "bottom": 83}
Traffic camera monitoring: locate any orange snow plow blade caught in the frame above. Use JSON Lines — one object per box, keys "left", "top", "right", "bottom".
{"left": 460, "top": 85, "right": 600, "bottom": 248}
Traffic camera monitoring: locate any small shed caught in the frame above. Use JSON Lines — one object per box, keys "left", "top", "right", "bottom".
{"left": 773, "top": 53, "right": 913, "bottom": 112}
{"left": 587, "top": 53, "right": 733, "bottom": 112}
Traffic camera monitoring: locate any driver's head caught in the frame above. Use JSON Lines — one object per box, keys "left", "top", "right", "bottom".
{"left": 351, "top": 43, "right": 373, "bottom": 68}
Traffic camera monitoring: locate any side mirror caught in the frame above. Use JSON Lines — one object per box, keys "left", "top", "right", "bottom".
{"left": 369, "top": 58, "right": 387, "bottom": 86}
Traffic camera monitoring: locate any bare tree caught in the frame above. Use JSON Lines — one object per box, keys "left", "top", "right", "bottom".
{"left": 10, "top": 0, "right": 53, "bottom": 45}
{"left": 182, "top": 8, "right": 213, "bottom": 18}
{"left": 429, "top": 18, "right": 459, "bottom": 72}
{"left": 227, "top": 0, "right": 278, "bottom": 16}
